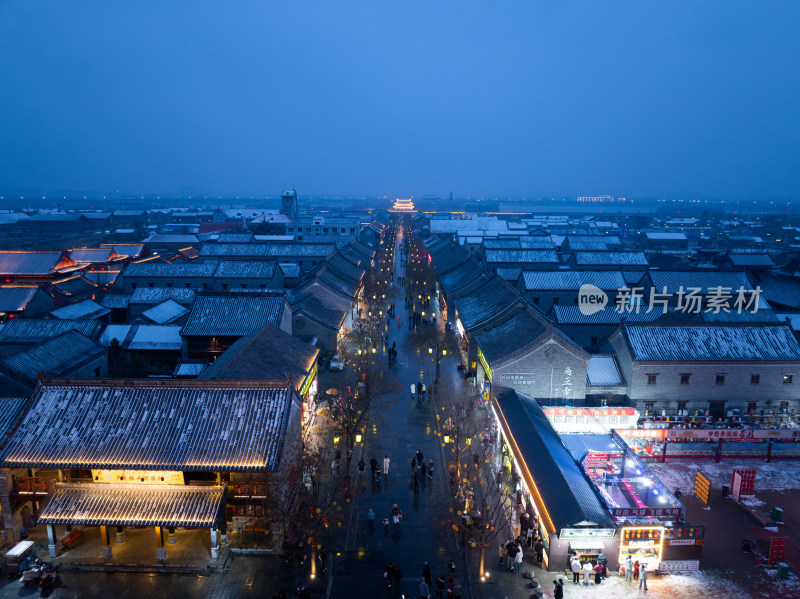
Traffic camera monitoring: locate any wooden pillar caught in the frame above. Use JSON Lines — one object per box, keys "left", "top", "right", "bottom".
{"left": 766, "top": 439, "right": 774, "bottom": 463}
{"left": 155, "top": 526, "right": 166, "bottom": 562}
{"left": 210, "top": 527, "right": 219, "bottom": 560}
{"left": 100, "top": 525, "right": 112, "bottom": 559}
{"left": 57, "top": 470, "right": 65, "bottom": 483}
{"left": 46, "top": 524, "right": 57, "bottom": 558}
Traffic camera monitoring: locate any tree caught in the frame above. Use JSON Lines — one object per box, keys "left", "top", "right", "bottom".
{"left": 270, "top": 430, "right": 348, "bottom": 581}
{"left": 440, "top": 383, "right": 510, "bottom": 579}
{"left": 408, "top": 322, "right": 453, "bottom": 386}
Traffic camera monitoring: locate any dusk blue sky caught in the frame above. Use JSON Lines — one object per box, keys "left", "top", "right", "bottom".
{"left": 1, "top": 1, "right": 798, "bottom": 200}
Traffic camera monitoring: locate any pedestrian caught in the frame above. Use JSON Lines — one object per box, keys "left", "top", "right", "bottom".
{"left": 570, "top": 555, "right": 581, "bottom": 583}
{"left": 358, "top": 457, "right": 366, "bottom": 479}
{"left": 448, "top": 560, "right": 456, "bottom": 578}
{"left": 514, "top": 543, "right": 523, "bottom": 573}
{"left": 413, "top": 472, "right": 420, "bottom": 493}
{"left": 639, "top": 564, "right": 648, "bottom": 591}
{"left": 374, "top": 463, "right": 382, "bottom": 482}
{"left": 582, "top": 561, "right": 592, "bottom": 585}
{"left": 421, "top": 384, "right": 426, "bottom": 400}
{"left": 593, "top": 561, "right": 603, "bottom": 585}
{"left": 554, "top": 578, "right": 564, "bottom": 599}
{"left": 411, "top": 383, "right": 416, "bottom": 397}
{"left": 428, "top": 459, "right": 434, "bottom": 479}
{"left": 416, "top": 449, "right": 424, "bottom": 464}
{"left": 624, "top": 554, "right": 633, "bottom": 583}
{"left": 498, "top": 543, "right": 505, "bottom": 568}
{"left": 368, "top": 508, "right": 375, "bottom": 527}
{"left": 331, "top": 458, "right": 338, "bottom": 478}
{"left": 435, "top": 576, "right": 446, "bottom": 599}
{"left": 534, "top": 538, "right": 544, "bottom": 565}
{"left": 391, "top": 504, "right": 402, "bottom": 528}
{"left": 346, "top": 447, "right": 352, "bottom": 470}
{"left": 318, "top": 546, "right": 328, "bottom": 573}
{"left": 633, "top": 560, "right": 640, "bottom": 581}
{"left": 393, "top": 565, "right": 402, "bottom": 594}
{"left": 419, "top": 578, "right": 430, "bottom": 599}
{"left": 422, "top": 562, "right": 431, "bottom": 586}
{"left": 370, "top": 456, "right": 378, "bottom": 476}
{"left": 597, "top": 550, "right": 608, "bottom": 578}
{"left": 525, "top": 525, "right": 533, "bottom": 548}
{"left": 505, "top": 539, "right": 516, "bottom": 570}
{"left": 385, "top": 562, "right": 395, "bottom": 590}
{"left": 384, "top": 455, "right": 390, "bottom": 476}
{"left": 411, "top": 456, "right": 417, "bottom": 473}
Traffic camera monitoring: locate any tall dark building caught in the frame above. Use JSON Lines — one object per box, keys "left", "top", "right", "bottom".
{"left": 281, "top": 189, "right": 298, "bottom": 220}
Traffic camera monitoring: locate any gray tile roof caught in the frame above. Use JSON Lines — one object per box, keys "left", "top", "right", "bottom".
{"left": 0, "top": 252, "right": 66, "bottom": 276}
{"left": 326, "top": 253, "right": 366, "bottom": 283}
{"left": 0, "top": 287, "right": 38, "bottom": 312}
{"left": 181, "top": 295, "right": 285, "bottom": 337}
{"left": 142, "top": 300, "right": 189, "bottom": 325}
{"left": 292, "top": 293, "right": 346, "bottom": 330}
{"left": 0, "top": 397, "right": 28, "bottom": 447}
{"left": 124, "top": 261, "right": 218, "bottom": 278}
{"left": 454, "top": 277, "right": 520, "bottom": 331}
{"left": 1, "top": 380, "right": 295, "bottom": 471}
{"left": 759, "top": 275, "right": 800, "bottom": 309}
{"left": 266, "top": 243, "right": 336, "bottom": 258}
{"left": 492, "top": 388, "right": 615, "bottom": 531}
{"left": 587, "top": 356, "right": 623, "bottom": 386}
{"left": 199, "top": 323, "right": 318, "bottom": 389}
{"left": 623, "top": 324, "right": 800, "bottom": 361}
{"left": 69, "top": 248, "right": 119, "bottom": 263}
{"left": 37, "top": 483, "right": 227, "bottom": 528}
{"left": 100, "top": 244, "right": 144, "bottom": 258}
{"left": 50, "top": 299, "right": 110, "bottom": 320}
{"left": 474, "top": 307, "right": 549, "bottom": 364}
{"left": 144, "top": 234, "right": 199, "bottom": 244}
{"left": 648, "top": 271, "right": 752, "bottom": 295}
{"left": 495, "top": 268, "right": 521, "bottom": 282}
{"left": 0, "top": 318, "right": 102, "bottom": 344}
{"left": 200, "top": 243, "right": 270, "bottom": 257}
{"left": 130, "top": 287, "right": 197, "bottom": 306}
{"left": 485, "top": 249, "right": 559, "bottom": 264}
{"left": 523, "top": 271, "right": 626, "bottom": 291}
{"left": 552, "top": 305, "right": 671, "bottom": 325}
{"left": 279, "top": 263, "right": 302, "bottom": 279}
{"left": 439, "top": 259, "right": 487, "bottom": 293}
{"left": 214, "top": 260, "right": 277, "bottom": 279}
{"left": 573, "top": 252, "right": 648, "bottom": 266}
{"left": 100, "top": 293, "right": 132, "bottom": 309}
{"left": 728, "top": 253, "right": 775, "bottom": 267}
{"left": 2, "top": 330, "right": 104, "bottom": 384}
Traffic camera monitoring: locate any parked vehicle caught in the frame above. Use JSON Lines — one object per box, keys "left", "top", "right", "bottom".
{"left": 329, "top": 355, "right": 345, "bottom": 372}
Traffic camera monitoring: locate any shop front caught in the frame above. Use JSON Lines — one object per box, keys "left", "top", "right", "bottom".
{"left": 491, "top": 387, "right": 618, "bottom": 572}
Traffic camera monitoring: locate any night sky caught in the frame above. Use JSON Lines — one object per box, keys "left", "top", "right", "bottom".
{"left": 1, "top": 1, "right": 798, "bottom": 199}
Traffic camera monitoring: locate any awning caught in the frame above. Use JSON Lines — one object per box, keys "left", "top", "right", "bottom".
{"left": 36, "top": 483, "right": 227, "bottom": 528}
{"left": 568, "top": 539, "right": 605, "bottom": 551}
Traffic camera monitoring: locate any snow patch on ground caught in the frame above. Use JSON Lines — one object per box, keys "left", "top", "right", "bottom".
{"left": 537, "top": 570, "right": 799, "bottom": 598}
{"left": 649, "top": 461, "right": 800, "bottom": 494}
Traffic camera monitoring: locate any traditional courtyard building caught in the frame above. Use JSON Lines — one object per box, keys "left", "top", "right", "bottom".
{"left": 609, "top": 324, "right": 800, "bottom": 417}
{"left": 0, "top": 378, "right": 300, "bottom": 562}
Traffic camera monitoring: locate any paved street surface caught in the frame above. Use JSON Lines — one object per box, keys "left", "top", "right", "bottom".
{"left": 1, "top": 222, "right": 797, "bottom": 599}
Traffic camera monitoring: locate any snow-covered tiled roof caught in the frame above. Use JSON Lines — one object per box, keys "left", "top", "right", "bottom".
{"left": 181, "top": 295, "right": 285, "bottom": 337}
{"left": 1, "top": 380, "right": 294, "bottom": 471}
{"left": 523, "top": 271, "right": 626, "bottom": 292}
{"left": 623, "top": 325, "right": 800, "bottom": 362}
{"left": 573, "top": 252, "right": 648, "bottom": 267}
{"left": 587, "top": 356, "right": 624, "bottom": 386}
{"left": 50, "top": 299, "right": 110, "bottom": 320}
{"left": 142, "top": 299, "right": 189, "bottom": 325}
{"left": 129, "top": 287, "right": 197, "bottom": 306}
